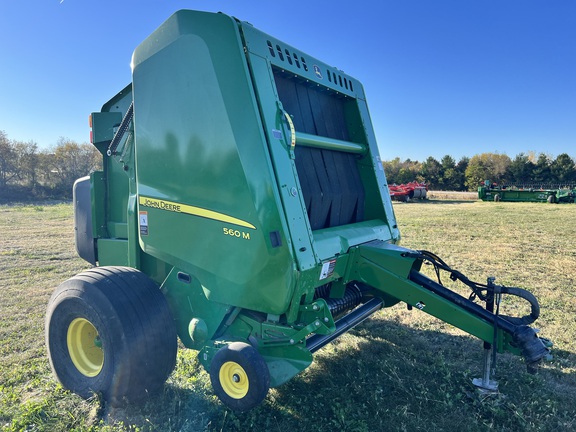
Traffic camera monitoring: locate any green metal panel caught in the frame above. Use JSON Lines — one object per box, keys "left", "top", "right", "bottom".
{"left": 130, "top": 11, "right": 297, "bottom": 315}
{"left": 90, "top": 112, "right": 122, "bottom": 146}
{"left": 96, "top": 238, "right": 129, "bottom": 266}
{"left": 90, "top": 86, "right": 134, "bottom": 248}
{"left": 354, "top": 101, "right": 400, "bottom": 232}
{"left": 259, "top": 345, "right": 313, "bottom": 388}
{"left": 245, "top": 56, "right": 319, "bottom": 268}
{"left": 90, "top": 171, "right": 106, "bottom": 239}
{"left": 556, "top": 189, "right": 576, "bottom": 203}
{"left": 312, "top": 219, "right": 390, "bottom": 259}
{"left": 347, "top": 241, "right": 506, "bottom": 347}
{"left": 160, "top": 267, "right": 231, "bottom": 350}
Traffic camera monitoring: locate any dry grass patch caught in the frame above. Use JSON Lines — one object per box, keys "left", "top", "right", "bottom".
{"left": 426, "top": 191, "right": 478, "bottom": 200}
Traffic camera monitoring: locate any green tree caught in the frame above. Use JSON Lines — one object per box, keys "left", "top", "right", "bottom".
{"left": 420, "top": 156, "right": 442, "bottom": 189}
{"left": 531, "top": 153, "right": 552, "bottom": 184}
{"left": 439, "top": 155, "right": 464, "bottom": 190}
{"left": 397, "top": 164, "right": 419, "bottom": 184}
{"left": 382, "top": 157, "right": 402, "bottom": 184}
{"left": 550, "top": 153, "right": 576, "bottom": 184}
{"left": 464, "top": 153, "right": 511, "bottom": 190}
{"left": 454, "top": 157, "right": 469, "bottom": 191}
{"left": 507, "top": 153, "right": 535, "bottom": 185}
{"left": 382, "top": 158, "right": 421, "bottom": 185}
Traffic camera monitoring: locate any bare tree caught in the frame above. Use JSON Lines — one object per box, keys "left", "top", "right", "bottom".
{"left": 47, "top": 138, "right": 102, "bottom": 194}
{"left": 0, "top": 130, "right": 17, "bottom": 188}
{"left": 11, "top": 140, "right": 39, "bottom": 188}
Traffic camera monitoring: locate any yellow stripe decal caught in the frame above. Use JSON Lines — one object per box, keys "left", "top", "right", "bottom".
{"left": 138, "top": 196, "right": 256, "bottom": 230}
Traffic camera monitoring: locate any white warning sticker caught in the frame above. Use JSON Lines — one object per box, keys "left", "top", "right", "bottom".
{"left": 139, "top": 211, "right": 149, "bottom": 236}
{"left": 320, "top": 259, "right": 336, "bottom": 280}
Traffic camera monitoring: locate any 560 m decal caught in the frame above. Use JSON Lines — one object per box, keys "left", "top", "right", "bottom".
{"left": 138, "top": 196, "right": 256, "bottom": 230}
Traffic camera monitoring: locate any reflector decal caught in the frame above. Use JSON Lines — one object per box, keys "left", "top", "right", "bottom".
{"left": 283, "top": 111, "right": 296, "bottom": 149}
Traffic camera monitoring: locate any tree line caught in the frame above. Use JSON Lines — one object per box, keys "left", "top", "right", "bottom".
{"left": 383, "top": 152, "right": 576, "bottom": 191}
{"left": 0, "top": 130, "right": 102, "bottom": 202}
{"left": 1, "top": 128, "right": 575, "bottom": 202}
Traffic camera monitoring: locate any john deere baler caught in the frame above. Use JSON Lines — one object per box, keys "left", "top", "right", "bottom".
{"left": 46, "top": 10, "right": 550, "bottom": 411}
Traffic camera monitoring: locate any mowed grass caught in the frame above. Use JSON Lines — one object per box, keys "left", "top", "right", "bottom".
{"left": 1, "top": 200, "right": 575, "bottom": 431}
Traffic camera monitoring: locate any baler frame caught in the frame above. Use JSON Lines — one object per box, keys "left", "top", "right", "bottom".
{"left": 46, "top": 9, "right": 550, "bottom": 412}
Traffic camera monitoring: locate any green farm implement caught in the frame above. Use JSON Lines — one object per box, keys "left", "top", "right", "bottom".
{"left": 46, "top": 10, "right": 550, "bottom": 411}
{"left": 479, "top": 181, "right": 576, "bottom": 203}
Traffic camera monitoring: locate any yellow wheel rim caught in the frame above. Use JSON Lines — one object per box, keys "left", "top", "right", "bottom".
{"left": 67, "top": 318, "right": 104, "bottom": 377}
{"left": 219, "top": 361, "right": 249, "bottom": 399}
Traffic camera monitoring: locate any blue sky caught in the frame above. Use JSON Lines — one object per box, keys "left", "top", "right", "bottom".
{"left": 1, "top": 1, "right": 574, "bottom": 162}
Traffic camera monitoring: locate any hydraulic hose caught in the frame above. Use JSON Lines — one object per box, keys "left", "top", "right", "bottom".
{"left": 405, "top": 249, "right": 550, "bottom": 367}
{"left": 414, "top": 249, "right": 541, "bottom": 326}
{"left": 498, "top": 286, "right": 540, "bottom": 326}
{"left": 409, "top": 269, "right": 549, "bottom": 367}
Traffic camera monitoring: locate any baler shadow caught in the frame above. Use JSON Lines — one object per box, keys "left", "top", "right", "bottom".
{"left": 267, "top": 316, "right": 573, "bottom": 428}
{"left": 100, "top": 318, "right": 572, "bottom": 431}
{"left": 101, "top": 383, "right": 215, "bottom": 431}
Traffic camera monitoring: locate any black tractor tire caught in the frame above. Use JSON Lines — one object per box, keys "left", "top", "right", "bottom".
{"left": 547, "top": 195, "right": 556, "bottom": 204}
{"left": 494, "top": 194, "right": 501, "bottom": 202}
{"left": 210, "top": 342, "right": 270, "bottom": 411}
{"left": 45, "top": 266, "right": 177, "bottom": 405}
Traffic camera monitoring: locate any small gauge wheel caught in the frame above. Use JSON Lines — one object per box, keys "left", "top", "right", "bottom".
{"left": 210, "top": 342, "right": 270, "bottom": 411}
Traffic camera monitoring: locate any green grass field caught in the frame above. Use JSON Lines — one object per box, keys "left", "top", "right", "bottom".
{"left": 1, "top": 200, "right": 575, "bottom": 431}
